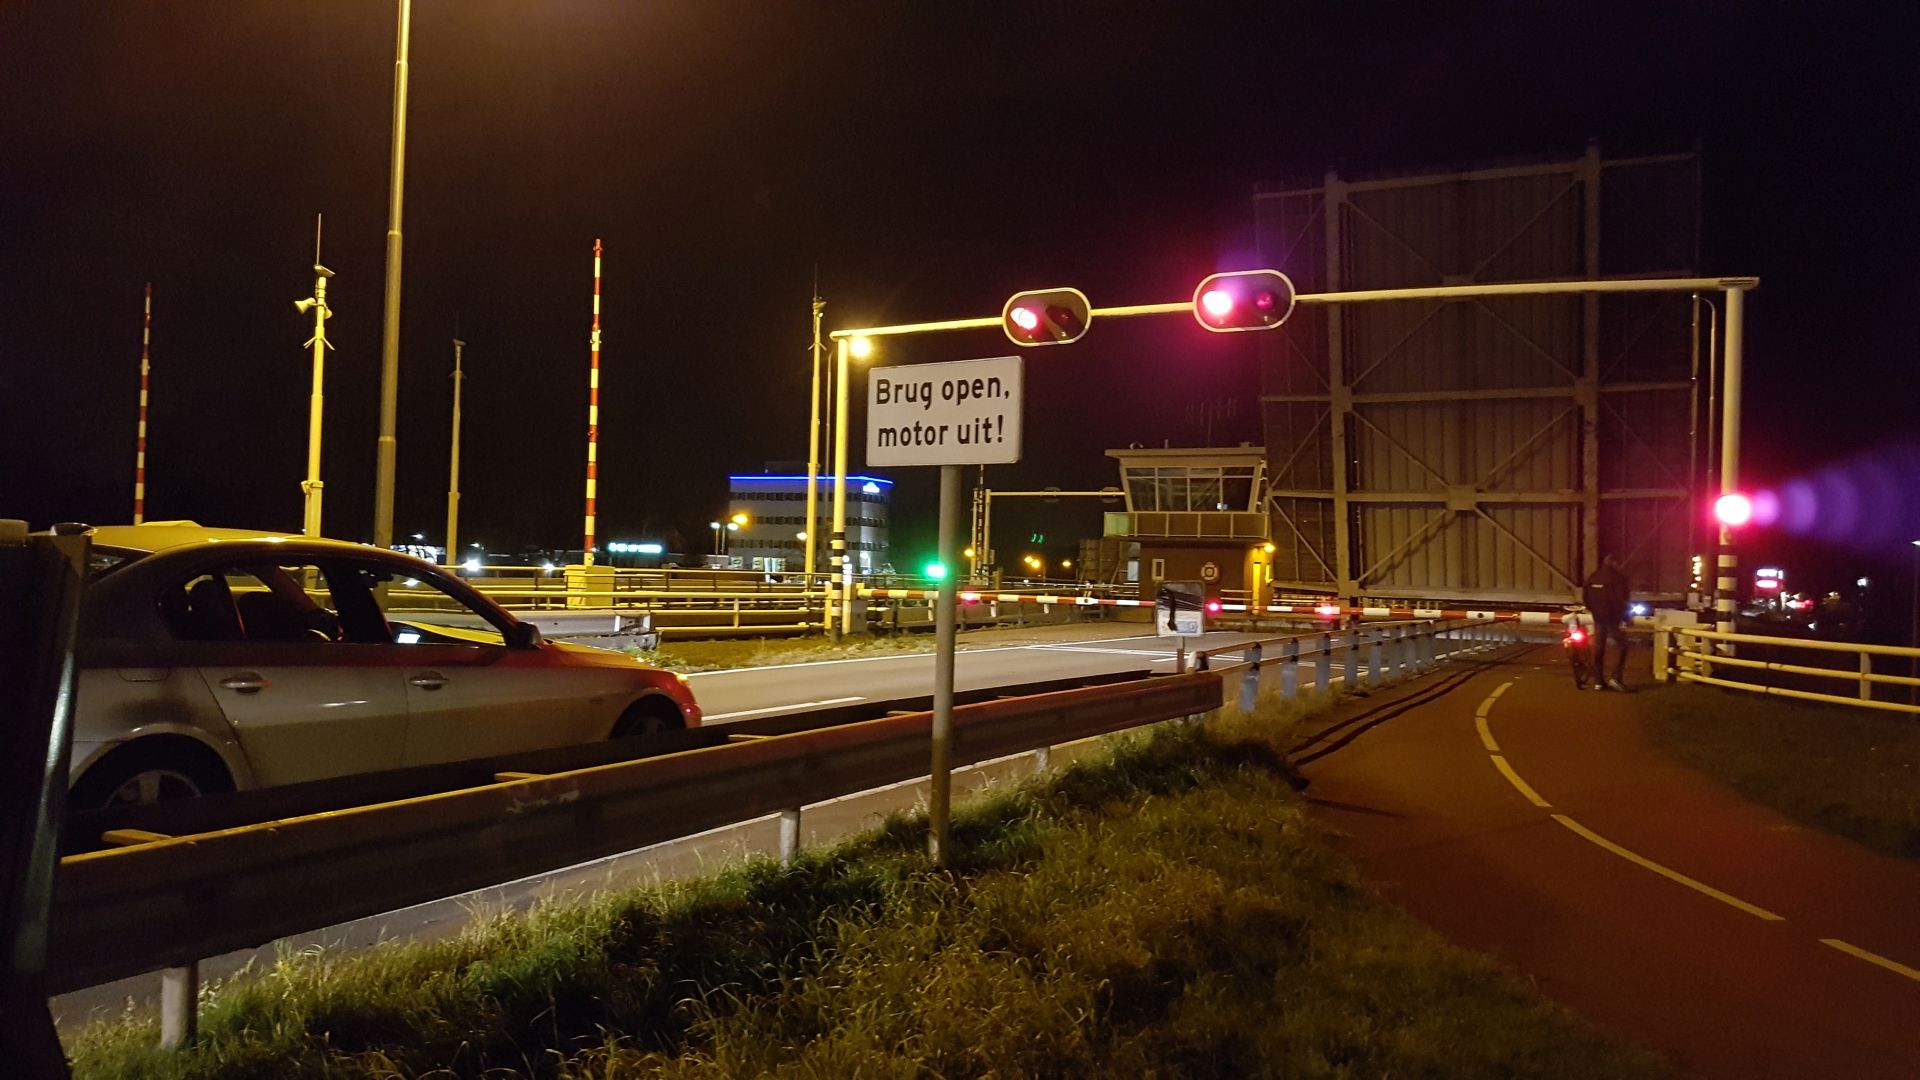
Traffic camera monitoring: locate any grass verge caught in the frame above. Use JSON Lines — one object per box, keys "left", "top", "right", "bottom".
{"left": 69, "top": 700, "right": 1674, "bottom": 1078}
{"left": 1639, "top": 683, "right": 1920, "bottom": 858}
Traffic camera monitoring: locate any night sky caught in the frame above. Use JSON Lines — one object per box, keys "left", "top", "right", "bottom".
{"left": 3, "top": 3, "right": 1916, "bottom": 593}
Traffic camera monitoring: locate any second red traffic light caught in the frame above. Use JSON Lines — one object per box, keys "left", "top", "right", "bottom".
{"left": 1192, "top": 269, "right": 1296, "bottom": 333}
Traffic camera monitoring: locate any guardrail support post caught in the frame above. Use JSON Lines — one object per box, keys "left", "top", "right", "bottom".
{"left": 1239, "top": 643, "right": 1262, "bottom": 712}
{"left": 1859, "top": 653, "right": 1873, "bottom": 702}
{"left": 1391, "top": 627, "right": 1406, "bottom": 681}
{"left": 1367, "top": 632, "right": 1383, "bottom": 690}
{"left": 778, "top": 809, "right": 801, "bottom": 868}
{"left": 1034, "top": 745, "right": 1051, "bottom": 774}
{"left": 159, "top": 962, "right": 198, "bottom": 1049}
{"left": 1281, "top": 639, "right": 1299, "bottom": 698}
{"left": 1316, "top": 633, "right": 1331, "bottom": 693}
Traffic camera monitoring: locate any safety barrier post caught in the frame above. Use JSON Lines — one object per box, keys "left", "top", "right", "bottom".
{"left": 1239, "top": 643, "right": 1262, "bottom": 712}
{"left": 160, "top": 964, "right": 198, "bottom": 1049}
{"left": 1280, "top": 639, "right": 1299, "bottom": 698}
{"left": 1033, "top": 745, "right": 1051, "bottom": 774}
{"left": 1367, "top": 631, "right": 1384, "bottom": 690}
{"left": 1315, "top": 633, "right": 1331, "bottom": 694}
{"left": 1391, "top": 626, "right": 1407, "bottom": 681}
{"left": 778, "top": 809, "right": 801, "bottom": 868}
{"left": 1859, "top": 653, "right": 1873, "bottom": 702}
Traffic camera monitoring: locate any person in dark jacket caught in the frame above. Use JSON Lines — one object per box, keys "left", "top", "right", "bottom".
{"left": 1581, "top": 554, "right": 1631, "bottom": 690}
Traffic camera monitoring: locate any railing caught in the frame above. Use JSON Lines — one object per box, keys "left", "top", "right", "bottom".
{"left": 1665, "top": 626, "right": 1920, "bottom": 714}
{"left": 47, "top": 673, "right": 1223, "bottom": 1048}
{"left": 1193, "top": 618, "right": 1515, "bottom": 711}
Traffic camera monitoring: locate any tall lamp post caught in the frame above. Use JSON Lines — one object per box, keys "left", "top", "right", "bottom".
{"left": 828, "top": 334, "right": 872, "bottom": 639}
{"left": 444, "top": 337, "right": 464, "bottom": 567}
{"left": 803, "top": 296, "right": 825, "bottom": 588}
{"left": 372, "top": 0, "right": 413, "bottom": 551}
{"left": 294, "top": 222, "right": 334, "bottom": 538}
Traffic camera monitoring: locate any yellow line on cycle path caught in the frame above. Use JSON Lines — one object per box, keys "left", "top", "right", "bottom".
{"left": 1472, "top": 678, "right": 1920, "bottom": 985}
{"left": 1474, "top": 680, "right": 1780, "bottom": 921}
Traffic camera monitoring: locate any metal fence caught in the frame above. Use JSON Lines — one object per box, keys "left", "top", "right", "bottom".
{"left": 1664, "top": 626, "right": 1920, "bottom": 714}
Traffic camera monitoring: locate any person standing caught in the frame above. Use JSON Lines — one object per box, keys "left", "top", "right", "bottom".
{"left": 1581, "top": 554, "right": 1631, "bottom": 690}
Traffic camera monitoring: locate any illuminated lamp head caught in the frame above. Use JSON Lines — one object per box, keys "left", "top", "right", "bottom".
{"left": 1714, "top": 492, "right": 1754, "bottom": 528}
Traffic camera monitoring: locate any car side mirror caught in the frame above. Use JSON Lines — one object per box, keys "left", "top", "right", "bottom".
{"left": 505, "top": 622, "right": 542, "bottom": 649}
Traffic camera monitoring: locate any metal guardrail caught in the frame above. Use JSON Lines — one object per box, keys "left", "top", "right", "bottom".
{"left": 1194, "top": 619, "right": 1512, "bottom": 711}
{"left": 1666, "top": 626, "right": 1920, "bottom": 714}
{"left": 47, "top": 673, "right": 1222, "bottom": 998}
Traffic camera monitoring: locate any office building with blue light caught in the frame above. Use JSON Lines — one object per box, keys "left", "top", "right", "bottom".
{"left": 727, "top": 472, "right": 892, "bottom": 573}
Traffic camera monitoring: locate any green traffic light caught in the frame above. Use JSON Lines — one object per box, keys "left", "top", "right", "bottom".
{"left": 924, "top": 561, "right": 948, "bottom": 581}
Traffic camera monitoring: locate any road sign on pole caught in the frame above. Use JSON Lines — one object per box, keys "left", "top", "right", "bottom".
{"left": 867, "top": 355, "right": 1022, "bottom": 467}
{"left": 866, "top": 355, "right": 1024, "bottom": 867}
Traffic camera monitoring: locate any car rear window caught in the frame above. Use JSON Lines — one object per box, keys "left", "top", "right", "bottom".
{"left": 86, "top": 546, "right": 143, "bottom": 579}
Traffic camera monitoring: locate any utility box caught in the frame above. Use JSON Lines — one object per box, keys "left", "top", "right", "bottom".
{"left": 564, "top": 564, "right": 616, "bottom": 610}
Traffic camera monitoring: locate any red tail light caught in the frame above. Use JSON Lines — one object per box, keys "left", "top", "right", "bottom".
{"left": 1568, "top": 630, "right": 1586, "bottom": 643}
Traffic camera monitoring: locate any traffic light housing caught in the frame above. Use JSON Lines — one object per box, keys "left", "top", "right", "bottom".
{"left": 1192, "top": 269, "right": 1296, "bottom": 333}
{"left": 1003, "top": 287, "right": 1092, "bottom": 346}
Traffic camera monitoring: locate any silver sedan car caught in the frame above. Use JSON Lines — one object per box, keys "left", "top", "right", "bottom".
{"left": 68, "top": 523, "right": 701, "bottom": 810}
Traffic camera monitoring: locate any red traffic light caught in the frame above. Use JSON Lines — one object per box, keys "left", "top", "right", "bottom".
{"left": 1193, "top": 269, "right": 1296, "bottom": 332}
{"left": 1713, "top": 492, "right": 1753, "bottom": 528}
{"left": 1002, "top": 287, "right": 1092, "bottom": 346}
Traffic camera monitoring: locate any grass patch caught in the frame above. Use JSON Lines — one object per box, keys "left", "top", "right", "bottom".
{"left": 1639, "top": 684, "right": 1920, "bottom": 858}
{"left": 68, "top": 699, "right": 1674, "bottom": 1079}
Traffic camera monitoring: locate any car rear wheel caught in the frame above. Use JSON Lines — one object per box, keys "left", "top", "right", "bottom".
{"left": 69, "top": 740, "right": 235, "bottom": 812}
{"left": 610, "top": 696, "right": 685, "bottom": 738}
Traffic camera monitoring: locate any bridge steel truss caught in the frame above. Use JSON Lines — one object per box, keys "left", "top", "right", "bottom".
{"left": 1255, "top": 147, "right": 1716, "bottom": 606}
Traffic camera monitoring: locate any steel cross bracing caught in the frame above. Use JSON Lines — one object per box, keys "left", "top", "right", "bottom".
{"left": 1254, "top": 149, "right": 1724, "bottom": 605}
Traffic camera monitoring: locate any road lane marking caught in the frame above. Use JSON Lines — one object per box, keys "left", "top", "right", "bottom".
{"left": 1491, "top": 755, "right": 1549, "bottom": 806}
{"left": 1473, "top": 714, "right": 1500, "bottom": 751}
{"left": 1551, "top": 814, "right": 1785, "bottom": 921}
{"left": 1027, "top": 645, "right": 1179, "bottom": 659}
{"left": 1820, "top": 938, "right": 1920, "bottom": 982}
{"left": 1473, "top": 681, "right": 1513, "bottom": 753}
{"left": 705, "top": 697, "right": 863, "bottom": 721}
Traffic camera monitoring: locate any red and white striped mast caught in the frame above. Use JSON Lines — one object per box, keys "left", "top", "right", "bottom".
{"left": 133, "top": 282, "right": 152, "bottom": 524}
{"left": 582, "top": 238, "right": 603, "bottom": 564}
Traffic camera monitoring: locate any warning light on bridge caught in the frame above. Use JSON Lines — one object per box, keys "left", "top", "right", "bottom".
{"left": 1713, "top": 492, "right": 1754, "bottom": 528}
{"left": 1192, "top": 269, "right": 1296, "bottom": 333}
{"left": 1002, "top": 287, "right": 1092, "bottom": 346}
{"left": 924, "top": 561, "right": 949, "bottom": 581}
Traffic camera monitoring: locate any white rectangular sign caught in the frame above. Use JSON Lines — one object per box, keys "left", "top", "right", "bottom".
{"left": 866, "top": 355, "right": 1023, "bottom": 467}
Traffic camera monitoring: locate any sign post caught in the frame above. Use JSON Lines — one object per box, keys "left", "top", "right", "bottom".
{"left": 869, "top": 355, "right": 1023, "bottom": 866}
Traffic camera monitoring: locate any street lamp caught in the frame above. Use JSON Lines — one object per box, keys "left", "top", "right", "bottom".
{"left": 709, "top": 521, "right": 722, "bottom": 555}
{"left": 829, "top": 334, "right": 874, "bottom": 639}
{"left": 372, "top": 0, "right": 414, "bottom": 552}
{"left": 293, "top": 223, "right": 334, "bottom": 538}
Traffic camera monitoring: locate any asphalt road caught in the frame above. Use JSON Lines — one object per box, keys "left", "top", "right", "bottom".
{"left": 1301, "top": 646, "right": 1920, "bottom": 1079}
{"left": 686, "top": 625, "right": 1280, "bottom": 723}
{"left": 53, "top": 624, "right": 1313, "bottom": 1032}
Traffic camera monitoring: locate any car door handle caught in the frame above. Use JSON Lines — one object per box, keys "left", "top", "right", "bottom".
{"left": 219, "top": 673, "right": 269, "bottom": 694}
{"left": 409, "top": 672, "right": 449, "bottom": 690}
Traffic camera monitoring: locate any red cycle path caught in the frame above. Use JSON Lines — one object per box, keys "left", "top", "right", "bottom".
{"left": 1301, "top": 647, "right": 1920, "bottom": 1079}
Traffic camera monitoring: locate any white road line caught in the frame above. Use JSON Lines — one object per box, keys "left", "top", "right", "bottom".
{"left": 682, "top": 631, "right": 1184, "bottom": 677}
{"left": 705, "top": 697, "right": 864, "bottom": 721}
{"left": 1551, "top": 814, "right": 1785, "bottom": 922}
{"left": 1027, "top": 645, "right": 1179, "bottom": 660}
{"left": 1819, "top": 938, "right": 1920, "bottom": 982}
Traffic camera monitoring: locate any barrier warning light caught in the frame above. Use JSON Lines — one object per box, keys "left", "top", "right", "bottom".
{"left": 1192, "top": 269, "right": 1296, "bottom": 333}
{"left": 1713, "top": 492, "right": 1753, "bottom": 528}
{"left": 1002, "top": 287, "right": 1092, "bottom": 346}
